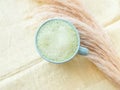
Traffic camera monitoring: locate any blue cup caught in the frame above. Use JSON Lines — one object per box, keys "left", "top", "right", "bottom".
{"left": 35, "top": 18, "right": 89, "bottom": 64}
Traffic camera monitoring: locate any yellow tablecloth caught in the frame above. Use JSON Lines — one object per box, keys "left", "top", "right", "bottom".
{"left": 0, "top": 0, "right": 120, "bottom": 90}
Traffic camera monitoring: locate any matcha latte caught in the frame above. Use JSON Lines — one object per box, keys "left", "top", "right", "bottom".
{"left": 36, "top": 19, "right": 80, "bottom": 63}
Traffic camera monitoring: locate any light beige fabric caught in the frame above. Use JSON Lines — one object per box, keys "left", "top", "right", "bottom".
{"left": 0, "top": 0, "right": 120, "bottom": 90}
{"left": 81, "top": 0, "right": 120, "bottom": 26}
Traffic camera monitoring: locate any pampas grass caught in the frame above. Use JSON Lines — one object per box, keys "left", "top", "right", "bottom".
{"left": 32, "top": 0, "right": 120, "bottom": 85}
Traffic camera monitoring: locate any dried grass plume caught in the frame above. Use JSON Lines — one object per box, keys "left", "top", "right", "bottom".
{"left": 32, "top": 0, "right": 120, "bottom": 86}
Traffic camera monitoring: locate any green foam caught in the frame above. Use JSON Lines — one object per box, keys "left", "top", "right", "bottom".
{"left": 36, "top": 19, "right": 79, "bottom": 62}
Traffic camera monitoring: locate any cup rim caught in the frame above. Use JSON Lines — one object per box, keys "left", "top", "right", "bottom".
{"left": 35, "top": 18, "right": 80, "bottom": 64}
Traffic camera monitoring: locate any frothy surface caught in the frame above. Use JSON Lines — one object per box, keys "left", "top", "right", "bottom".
{"left": 36, "top": 19, "right": 79, "bottom": 62}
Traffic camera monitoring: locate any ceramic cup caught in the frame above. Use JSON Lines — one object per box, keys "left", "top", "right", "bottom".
{"left": 35, "top": 18, "right": 89, "bottom": 64}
